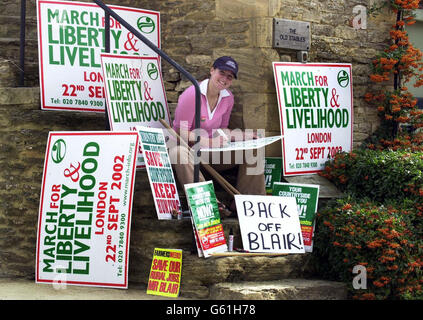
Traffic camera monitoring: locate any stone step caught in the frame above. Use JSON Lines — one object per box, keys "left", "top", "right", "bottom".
{"left": 209, "top": 279, "right": 348, "bottom": 300}
{"left": 127, "top": 217, "right": 316, "bottom": 299}
{"left": 178, "top": 253, "right": 315, "bottom": 298}
{"left": 0, "top": 278, "right": 179, "bottom": 300}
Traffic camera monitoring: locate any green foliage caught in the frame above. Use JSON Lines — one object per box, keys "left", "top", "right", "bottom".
{"left": 319, "top": 149, "right": 423, "bottom": 203}
{"left": 314, "top": 198, "right": 423, "bottom": 300}
{"left": 314, "top": 150, "right": 423, "bottom": 299}
{"left": 311, "top": 0, "right": 423, "bottom": 300}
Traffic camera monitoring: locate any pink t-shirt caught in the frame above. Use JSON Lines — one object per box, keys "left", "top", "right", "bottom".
{"left": 173, "top": 79, "right": 234, "bottom": 138}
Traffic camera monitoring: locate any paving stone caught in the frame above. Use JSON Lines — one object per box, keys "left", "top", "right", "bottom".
{"left": 209, "top": 279, "right": 348, "bottom": 300}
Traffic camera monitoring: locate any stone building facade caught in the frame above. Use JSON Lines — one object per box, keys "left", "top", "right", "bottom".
{"left": 0, "top": 0, "right": 394, "bottom": 285}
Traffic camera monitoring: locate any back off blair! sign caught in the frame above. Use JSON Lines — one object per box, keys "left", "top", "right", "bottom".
{"left": 273, "top": 62, "right": 353, "bottom": 176}
{"left": 235, "top": 195, "right": 305, "bottom": 254}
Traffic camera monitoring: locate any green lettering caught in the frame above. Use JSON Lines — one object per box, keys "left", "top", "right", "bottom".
{"left": 47, "top": 9, "right": 60, "bottom": 23}
{"left": 43, "top": 259, "right": 55, "bottom": 272}
{"left": 280, "top": 71, "right": 290, "bottom": 85}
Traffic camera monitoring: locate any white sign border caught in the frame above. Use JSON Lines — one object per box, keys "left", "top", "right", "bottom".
{"left": 35, "top": 131, "right": 139, "bottom": 288}
{"left": 36, "top": 0, "right": 161, "bottom": 112}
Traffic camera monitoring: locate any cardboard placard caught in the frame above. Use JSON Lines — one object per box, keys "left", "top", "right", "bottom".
{"left": 37, "top": 0, "right": 160, "bottom": 112}
{"left": 137, "top": 126, "right": 180, "bottom": 220}
{"left": 234, "top": 195, "right": 305, "bottom": 254}
{"left": 36, "top": 131, "right": 138, "bottom": 288}
{"left": 272, "top": 182, "right": 319, "bottom": 252}
{"left": 146, "top": 248, "right": 182, "bottom": 298}
{"left": 273, "top": 62, "right": 353, "bottom": 175}
{"left": 184, "top": 181, "right": 227, "bottom": 258}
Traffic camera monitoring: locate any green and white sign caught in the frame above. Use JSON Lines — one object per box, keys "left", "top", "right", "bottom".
{"left": 137, "top": 126, "right": 180, "bottom": 220}
{"left": 273, "top": 62, "right": 353, "bottom": 175}
{"left": 37, "top": 0, "right": 160, "bottom": 112}
{"left": 101, "top": 54, "right": 171, "bottom": 168}
{"left": 184, "top": 181, "right": 227, "bottom": 258}
{"left": 272, "top": 182, "right": 319, "bottom": 252}
{"left": 36, "top": 131, "right": 138, "bottom": 288}
{"left": 265, "top": 157, "right": 282, "bottom": 194}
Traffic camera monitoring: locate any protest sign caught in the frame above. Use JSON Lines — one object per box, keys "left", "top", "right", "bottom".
{"left": 200, "top": 135, "right": 281, "bottom": 152}
{"left": 273, "top": 62, "right": 353, "bottom": 175}
{"left": 265, "top": 157, "right": 282, "bottom": 194}
{"left": 37, "top": 0, "right": 160, "bottom": 112}
{"left": 234, "top": 195, "right": 305, "bottom": 254}
{"left": 101, "top": 54, "right": 171, "bottom": 168}
{"left": 146, "top": 248, "right": 182, "bottom": 298}
{"left": 184, "top": 181, "right": 227, "bottom": 258}
{"left": 36, "top": 131, "right": 138, "bottom": 288}
{"left": 137, "top": 126, "right": 180, "bottom": 220}
{"left": 272, "top": 182, "right": 319, "bottom": 252}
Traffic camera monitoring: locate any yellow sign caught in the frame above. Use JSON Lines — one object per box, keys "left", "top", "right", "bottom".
{"left": 146, "top": 248, "right": 182, "bottom": 298}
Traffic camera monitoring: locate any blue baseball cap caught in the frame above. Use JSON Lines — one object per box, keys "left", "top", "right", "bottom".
{"left": 212, "top": 56, "right": 238, "bottom": 79}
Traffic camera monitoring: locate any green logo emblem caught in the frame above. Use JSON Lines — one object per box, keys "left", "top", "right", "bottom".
{"left": 147, "top": 63, "right": 158, "bottom": 80}
{"left": 137, "top": 16, "right": 155, "bottom": 34}
{"left": 337, "top": 70, "right": 349, "bottom": 88}
{"left": 51, "top": 139, "right": 66, "bottom": 164}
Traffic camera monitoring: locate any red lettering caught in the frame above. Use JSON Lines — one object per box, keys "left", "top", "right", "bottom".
{"left": 167, "top": 283, "right": 178, "bottom": 294}
{"left": 163, "top": 183, "right": 177, "bottom": 198}
{"left": 152, "top": 258, "right": 168, "bottom": 271}
{"left": 88, "top": 86, "right": 105, "bottom": 98}
{"left": 145, "top": 151, "right": 152, "bottom": 166}
{"left": 154, "top": 152, "right": 163, "bottom": 167}
{"left": 150, "top": 270, "right": 166, "bottom": 280}
{"left": 159, "top": 282, "right": 166, "bottom": 292}
{"left": 152, "top": 183, "right": 165, "bottom": 198}
{"left": 310, "top": 147, "right": 325, "bottom": 159}
{"left": 50, "top": 185, "right": 61, "bottom": 209}
{"left": 166, "top": 273, "right": 180, "bottom": 282}
{"left": 314, "top": 75, "right": 328, "bottom": 86}
{"left": 145, "top": 151, "right": 163, "bottom": 167}
{"left": 169, "top": 261, "right": 181, "bottom": 273}
{"left": 147, "top": 280, "right": 158, "bottom": 291}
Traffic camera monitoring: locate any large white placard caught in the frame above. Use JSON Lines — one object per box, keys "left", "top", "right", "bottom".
{"left": 234, "top": 195, "right": 305, "bottom": 254}
{"left": 273, "top": 62, "right": 353, "bottom": 176}
{"left": 36, "top": 131, "right": 138, "bottom": 288}
{"left": 37, "top": 0, "right": 160, "bottom": 112}
{"left": 101, "top": 54, "right": 170, "bottom": 168}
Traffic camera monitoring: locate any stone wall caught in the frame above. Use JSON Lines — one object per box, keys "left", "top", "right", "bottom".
{"left": 0, "top": 0, "right": 395, "bottom": 281}
{"left": 0, "top": 0, "right": 394, "bottom": 148}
